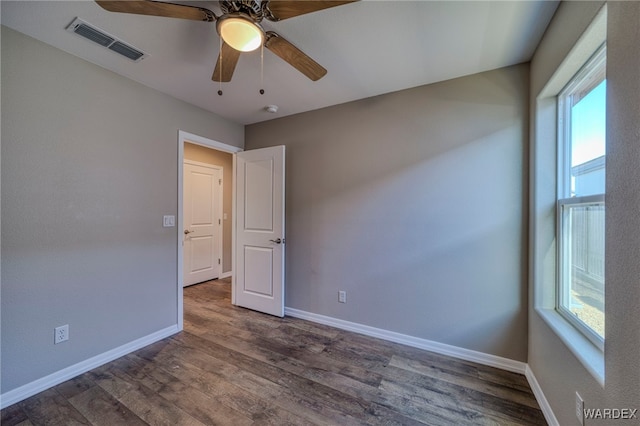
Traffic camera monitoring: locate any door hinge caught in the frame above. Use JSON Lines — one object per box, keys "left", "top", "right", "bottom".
{"left": 218, "top": 259, "right": 221, "bottom": 265}
{"left": 218, "top": 219, "right": 221, "bottom": 225}
{"left": 219, "top": 179, "right": 222, "bottom": 185}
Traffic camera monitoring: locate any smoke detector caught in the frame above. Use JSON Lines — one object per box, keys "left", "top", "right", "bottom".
{"left": 265, "top": 105, "right": 279, "bottom": 114}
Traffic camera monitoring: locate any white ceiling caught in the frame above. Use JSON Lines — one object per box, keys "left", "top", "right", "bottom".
{"left": 1, "top": 0, "right": 558, "bottom": 124}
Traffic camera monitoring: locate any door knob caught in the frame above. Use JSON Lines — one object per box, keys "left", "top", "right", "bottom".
{"left": 269, "top": 238, "right": 282, "bottom": 244}
{"left": 184, "top": 230, "right": 193, "bottom": 235}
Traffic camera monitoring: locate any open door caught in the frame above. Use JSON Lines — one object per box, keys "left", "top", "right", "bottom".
{"left": 234, "top": 146, "right": 285, "bottom": 317}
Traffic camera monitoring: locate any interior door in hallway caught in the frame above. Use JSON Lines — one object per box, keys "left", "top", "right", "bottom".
{"left": 235, "top": 146, "right": 285, "bottom": 317}
{"left": 183, "top": 162, "right": 222, "bottom": 287}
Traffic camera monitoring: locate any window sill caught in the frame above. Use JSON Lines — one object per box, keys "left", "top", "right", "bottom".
{"left": 535, "top": 307, "right": 605, "bottom": 387}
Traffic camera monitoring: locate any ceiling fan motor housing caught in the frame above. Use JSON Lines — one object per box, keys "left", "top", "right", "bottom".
{"left": 219, "top": 0, "right": 264, "bottom": 22}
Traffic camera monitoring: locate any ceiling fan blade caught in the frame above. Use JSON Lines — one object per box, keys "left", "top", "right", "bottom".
{"left": 264, "top": 1, "right": 358, "bottom": 21}
{"left": 212, "top": 42, "right": 242, "bottom": 82}
{"left": 265, "top": 32, "right": 327, "bottom": 81}
{"left": 95, "top": 1, "right": 215, "bottom": 22}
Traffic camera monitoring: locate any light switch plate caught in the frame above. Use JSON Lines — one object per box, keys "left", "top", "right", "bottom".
{"left": 163, "top": 215, "right": 175, "bottom": 227}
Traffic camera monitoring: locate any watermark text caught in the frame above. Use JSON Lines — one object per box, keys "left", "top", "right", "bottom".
{"left": 584, "top": 408, "right": 638, "bottom": 420}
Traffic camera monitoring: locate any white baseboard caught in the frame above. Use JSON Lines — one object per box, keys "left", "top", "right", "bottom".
{"left": 0, "top": 325, "right": 179, "bottom": 409}
{"left": 284, "top": 307, "right": 527, "bottom": 374}
{"left": 525, "top": 365, "right": 559, "bottom": 426}
{"left": 220, "top": 271, "right": 232, "bottom": 279}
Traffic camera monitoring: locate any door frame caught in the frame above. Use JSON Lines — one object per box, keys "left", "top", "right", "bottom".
{"left": 183, "top": 160, "right": 223, "bottom": 286}
{"left": 177, "top": 130, "right": 242, "bottom": 330}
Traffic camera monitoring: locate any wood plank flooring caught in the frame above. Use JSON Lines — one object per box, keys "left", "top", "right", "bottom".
{"left": 1, "top": 278, "right": 546, "bottom": 425}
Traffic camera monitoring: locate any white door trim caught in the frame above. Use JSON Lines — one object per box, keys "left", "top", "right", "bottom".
{"left": 184, "top": 159, "right": 225, "bottom": 168}
{"left": 177, "top": 130, "right": 242, "bottom": 331}
{"left": 183, "top": 160, "right": 223, "bottom": 286}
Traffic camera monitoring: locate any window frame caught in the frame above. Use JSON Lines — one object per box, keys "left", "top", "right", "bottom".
{"left": 555, "top": 44, "right": 606, "bottom": 352}
{"left": 556, "top": 195, "right": 605, "bottom": 350}
{"left": 557, "top": 44, "right": 607, "bottom": 199}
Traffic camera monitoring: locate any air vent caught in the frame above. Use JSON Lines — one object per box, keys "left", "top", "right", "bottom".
{"left": 66, "top": 18, "right": 147, "bottom": 62}
{"left": 73, "top": 23, "right": 114, "bottom": 47}
{"left": 108, "top": 41, "right": 144, "bottom": 61}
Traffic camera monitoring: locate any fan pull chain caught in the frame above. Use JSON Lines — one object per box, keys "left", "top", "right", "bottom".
{"left": 218, "top": 37, "right": 223, "bottom": 96}
{"left": 259, "top": 43, "right": 265, "bottom": 95}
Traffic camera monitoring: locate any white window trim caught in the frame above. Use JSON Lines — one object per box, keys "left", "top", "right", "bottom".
{"left": 535, "top": 308, "right": 604, "bottom": 386}
{"left": 532, "top": 4, "right": 607, "bottom": 386}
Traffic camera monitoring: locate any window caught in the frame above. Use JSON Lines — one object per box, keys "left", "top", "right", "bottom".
{"left": 557, "top": 45, "right": 606, "bottom": 350}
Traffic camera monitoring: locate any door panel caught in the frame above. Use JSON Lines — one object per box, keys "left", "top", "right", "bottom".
{"left": 191, "top": 236, "right": 214, "bottom": 272}
{"left": 184, "top": 163, "right": 222, "bottom": 286}
{"left": 235, "top": 146, "right": 285, "bottom": 317}
{"left": 244, "top": 159, "right": 274, "bottom": 231}
{"left": 244, "top": 246, "right": 274, "bottom": 296}
{"left": 192, "top": 172, "right": 214, "bottom": 223}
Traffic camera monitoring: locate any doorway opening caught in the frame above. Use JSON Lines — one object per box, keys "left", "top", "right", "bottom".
{"left": 177, "top": 130, "right": 242, "bottom": 330}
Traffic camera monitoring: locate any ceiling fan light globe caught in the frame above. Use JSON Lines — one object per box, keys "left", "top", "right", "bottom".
{"left": 218, "top": 17, "right": 263, "bottom": 52}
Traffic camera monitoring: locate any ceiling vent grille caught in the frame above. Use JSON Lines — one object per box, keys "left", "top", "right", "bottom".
{"left": 108, "top": 41, "right": 144, "bottom": 61}
{"left": 66, "top": 18, "right": 146, "bottom": 62}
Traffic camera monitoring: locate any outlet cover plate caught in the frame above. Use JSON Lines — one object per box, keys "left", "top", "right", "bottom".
{"left": 55, "top": 324, "right": 69, "bottom": 344}
{"left": 576, "top": 392, "right": 584, "bottom": 425}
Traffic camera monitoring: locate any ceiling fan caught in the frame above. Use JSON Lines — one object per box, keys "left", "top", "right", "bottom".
{"left": 95, "top": 0, "right": 357, "bottom": 83}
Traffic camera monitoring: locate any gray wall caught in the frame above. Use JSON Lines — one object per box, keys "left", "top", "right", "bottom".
{"left": 246, "top": 64, "right": 530, "bottom": 361}
{"left": 529, "top": 1, "right": 640, "bottom": 424}
{"left": 184, "top": 143, "right": 233, "bottom": 274}
{"left": 1, "top": 26, "right": 243, "bottom": 393}
{"left": 605, "top": 1, "right": 640, "bottom": 415}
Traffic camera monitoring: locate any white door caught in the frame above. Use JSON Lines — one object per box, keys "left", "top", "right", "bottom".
{"left": 235, "top": 146, "right": 285, "bottom": 317}
{"left": 183, "top": 162, "right": 222, "bottom": 287}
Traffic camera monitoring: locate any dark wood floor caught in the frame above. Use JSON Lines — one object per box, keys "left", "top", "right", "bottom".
{"left": 2, "top": 278, "right": 546, "bottom": 425}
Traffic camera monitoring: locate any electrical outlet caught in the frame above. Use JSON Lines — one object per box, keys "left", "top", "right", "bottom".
{"left": 163, "top": 215, "right": 175, "bottom": 227}
{"left": 576, "top": 392, "right": 584, "bottom": 425}
{"left": 339, "top": 291, "right": 347, "bottom": 303}
{"left": 54, "top": 324, "right": 69, "bottom": 344}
